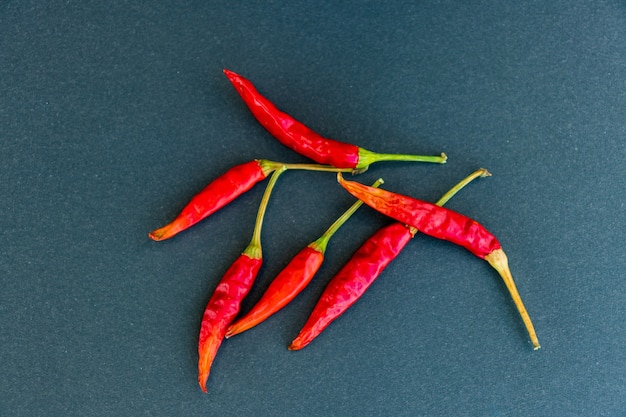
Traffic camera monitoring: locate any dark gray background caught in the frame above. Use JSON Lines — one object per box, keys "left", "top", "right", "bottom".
{"left": 1, "top": 1, "right": 625, "bottom": 416}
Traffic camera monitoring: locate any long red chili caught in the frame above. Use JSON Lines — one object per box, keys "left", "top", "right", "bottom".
{"left": 336, "top": 173, "right": 540, "bottom": 349}
{"left": 225, "top": 179, "right": 383, "bottom": 338}
{"left": 197, "top": 167, "right": 284, "bottom": 393}
{"left": 149, "top": 159, "right": 352, "bottom": 241}
{"left": 289, "top": 169, "right": 488, "bottom": 350}
{"left": 150, "top": 160, "right": 273, "bottom": 241}
{"left": 223, "top": 69, "right": 447, "bottom": 170}
{"left": 197, "top": 251, "right": 262, "bottom": 393}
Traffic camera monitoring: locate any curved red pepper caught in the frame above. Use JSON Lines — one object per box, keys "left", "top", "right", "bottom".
{"left": 289, "top": 222, "right": 413, "bottom": 350}
{"left": 223, "top": 69, "right": 446, "bottom": 170}
{"left": 197, "top": 252, "right": 262, "bottom": 393}
{"left": 224, "top": 69, "right": 359, "bottom": 168}
{"left": 337, "top": 174, "right": 540, "bottom": 349}
{"left": 198, "top": 167, "right": 285, "bottom": 392}
{"left": 149, "top": 160, "right": 274, "bottom": 241}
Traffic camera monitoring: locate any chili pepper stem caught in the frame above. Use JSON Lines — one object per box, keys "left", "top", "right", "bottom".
{"left": 356, "top": 149, "right": 447, "bottom": 169}
{"left": 260, "top": 159, "right": 357, "bottom": 174}
{"left": 310, "top": 178, "right": 385, "bottom": 253}
{"left": 484, "top": 248, "right": 540, "bottom": 350}
{"left": 243, "top": 166, "right": 287, "bottom": 259}
{"left": 435, "top": 169, "right": 491, "bottom": 207}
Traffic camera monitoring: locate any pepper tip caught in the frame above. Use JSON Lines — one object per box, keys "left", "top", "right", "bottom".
{"left": 148, "top": 230, "right": 164, "bottom": 241}
{"left": 223, "top": 68, "right": 238, "bottom": 82}
{"left": 148, "top": 222, "right": 183, "bottom": 241}
{"left": 198, "top": 371, "right": 209, "bottom": 393}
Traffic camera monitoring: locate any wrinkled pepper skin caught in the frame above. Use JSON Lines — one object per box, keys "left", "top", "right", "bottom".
{"left": 150, "top": 160, "right": 272, "bottom": 241}
{"left": 223, "top": 69, "right": 360, "bottom": 169}
{"left": 338, "top": 175, "right": 500, "bottom": 258}
{"left": 289, "top": 223, "right": 413, "bottom": 350}
{"left": 226, "top": 246, "right": 325, "bottom": 338}
{"left": 198, "top": 253, "right": 262, "bottom": 393}
{"left": 337, "top": 174, "right": 540, "bottom": 349}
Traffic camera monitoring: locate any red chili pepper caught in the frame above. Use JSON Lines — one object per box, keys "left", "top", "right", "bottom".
{"left": 198, "top": 167, "right": 284, "bottom": 393}
{"left": 225, "top": 246, "right": 323, "bottom": 339}
{"left": 289, "top": 223, "right": 412, "bottom": 350}
{"left": 289, "top": 169, "right": 488, "bottom": 350}
{"left": 336, "top": 173, "right": 540, "bottom": 349}
{"left": 225, "top": 179, "right": 383, "bottom": 338}
{"left": 223, "top": 69, "right": 447, "bottom": 170}
{"left": 149, "top": 160, "right": 274, "bottom": 241}
{"left": 149, "top": 160, "right": 351, "bottom": 241}
{"left": 198, "top": 251, "right": 261, "bottom": 393}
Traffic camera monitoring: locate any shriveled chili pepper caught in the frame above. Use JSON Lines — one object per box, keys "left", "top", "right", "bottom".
{"left": 225, "top": 179, "right": 384, "bottom": 338}
{"left": 149, "top": 159, "right": 352, "bottom": 241}
{"left": 198, "top": 167, "right": 284, "bottom": 393}
{"left": 289, "top": 169, "right": 488, "bottom": 350}
{"left": 223, "top": 69, "right": 447, "bottom": 170}
{"left": 336, "top": 173, "right": 540, "bottom": 349}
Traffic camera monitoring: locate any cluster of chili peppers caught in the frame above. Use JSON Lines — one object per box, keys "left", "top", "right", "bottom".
{"left": 149, "top": 70, "right": 540, "bottom": 393}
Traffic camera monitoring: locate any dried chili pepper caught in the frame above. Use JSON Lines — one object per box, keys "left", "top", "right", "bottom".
{"left": 149, "top": 159, "right": 352, "bottom": 241}
{"left": 198, "top": 167, "right": 284, "bottom": 393}
{"left": 223, "top": 69, "right": 447, "bottom": 170}
{"left": 336, "top": 173, "right": 540, "bottom": 349}
{"left": 225, "top": 179, "right": 384, "bottom": 338}
{"left": 289, "top": 169, "right": 488, "bottom": 350}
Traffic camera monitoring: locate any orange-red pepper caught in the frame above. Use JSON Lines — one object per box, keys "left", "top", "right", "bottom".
{"left": 225, "top": 245, "right": 323, "bottom": 339}
{"left": 337, "top": 173, "right": 540, "bottom": 350}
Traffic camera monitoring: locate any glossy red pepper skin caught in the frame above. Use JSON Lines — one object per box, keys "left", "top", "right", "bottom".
{"left": 149, "top": 160, "right": 273, "bottom": 241}
{"left": 198, "top": 253, "right": 262, "bottom": 393}
{"left": 289, "top": 222, "right": 413, "bottom": 350}
{"left": 223, "top": 69, "right": 360, "bottom": 169}
{"left": 338, "top": 175, "right": 500, "bottom": 258}
{"left": 226, "top": 246, "right": 324, "bottom": 338}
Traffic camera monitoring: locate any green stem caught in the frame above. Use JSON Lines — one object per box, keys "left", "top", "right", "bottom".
{"left": 243, "top": 166, "right": 287, "bottom": 259}
{"left": 283, "top": 162, "right": 354, "bottom": 173}
{"left": 260, "top": 159, "right": 356, "bottom": 174}
{"left": 357, "top": 149, "right": 447, "bottom": 169}
{"left": 310, "top": 178, "right": 384, "bottom": 253}
{"left": 435, "top": 168, "right": 491, "bottom": 207}
{"left": 408, "top": 168, "right": 490, "bottom": 236}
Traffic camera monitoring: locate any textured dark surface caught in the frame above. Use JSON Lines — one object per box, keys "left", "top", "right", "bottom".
{"left": 1, "top": 1, "right": 625, "bottom": 416}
